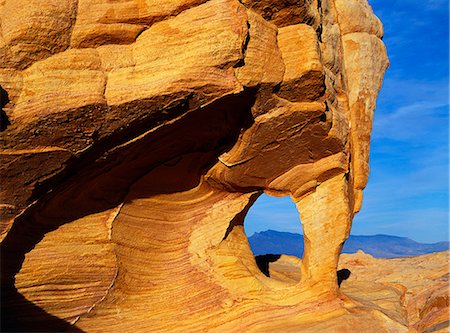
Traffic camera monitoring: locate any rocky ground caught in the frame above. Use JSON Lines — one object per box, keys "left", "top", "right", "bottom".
{"left": 0, "top": 0, "right": 408, "bottom": 331}
{"left": 265, "top": 250, "right": 450, "bottom": 332}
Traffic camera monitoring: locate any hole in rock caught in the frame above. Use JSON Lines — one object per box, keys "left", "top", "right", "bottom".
{"left": 243, "top": 193, "right": 304, "bottom": 280}
{"left": 0, "top": 86, "right": 11, "bottom": 132}
{"left": 337, "top": 268, "right": 351, "bottom": 287}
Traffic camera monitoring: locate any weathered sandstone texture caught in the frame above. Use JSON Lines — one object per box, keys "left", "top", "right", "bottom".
{"left": 0, "top": 0, "right": 389, "bottom": 332}
{"left": 263, "top": 251, "right": 450, "bottom": 332}
{"left": 339, "top": 250, "right": 450, "bottom": 333}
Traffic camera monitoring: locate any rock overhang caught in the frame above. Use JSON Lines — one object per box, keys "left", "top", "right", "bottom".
{"left": 0, "top": 0, "right": 391, "bottom": 331}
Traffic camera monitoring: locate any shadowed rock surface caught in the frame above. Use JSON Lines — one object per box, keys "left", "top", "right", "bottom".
{"left": 255, "top": 254, "right": 282, "bottom": 277}
{"left": 337, "top": 268, "right": 351, "bottom": 287}
{"left": 0, "top": 0, "right": 394, "bottom": 332}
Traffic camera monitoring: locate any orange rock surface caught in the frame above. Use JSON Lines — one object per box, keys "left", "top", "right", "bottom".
{"left": 339, "top": 250, "right": 450, "bottom": 333}
{"left": 263, "top": 251, "right": 449, "bottom": 332}
{"left": 0, "top": 0, "right": 393, "bottom": 332}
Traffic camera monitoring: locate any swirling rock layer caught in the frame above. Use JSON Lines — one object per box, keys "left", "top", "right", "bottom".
{"left": 263, "top": 251, "right": 449, "bottom": 332}
{"left": 0, "top": 0, "right": 390, "bottom": 332}
{"left": 338, "top": 251, "right": 450, "bottom": 333}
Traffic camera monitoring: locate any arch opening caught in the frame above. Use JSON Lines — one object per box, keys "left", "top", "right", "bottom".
{"left": 243, "top": 193, "right": 304, "bottom": 281}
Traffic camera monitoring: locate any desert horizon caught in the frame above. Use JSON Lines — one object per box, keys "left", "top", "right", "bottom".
{"left": 247, "top": 229, "right": 450, "bottom": 258}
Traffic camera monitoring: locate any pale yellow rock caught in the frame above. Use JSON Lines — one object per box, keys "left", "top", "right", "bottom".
{"left": 339, "top": 251, "right": 450, "bottom": 333}
{"left": 335, "top": 0, "right": 384, "bottom": 37}
{"left": 263, "top": 251, "right": 449, "bottom": 333}
{"left": 333, "top": 0, "right": 389, "bottom": 213}
{"left": 342, "top": 32, "right": 389, "bottom": 211}
{"left": 296, "top": 175, "right": 353, "bottom": 292}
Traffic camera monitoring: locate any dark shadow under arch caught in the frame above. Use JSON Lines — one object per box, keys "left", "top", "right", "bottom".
{"left": 1, "top": 89, "right": 258, "bottom": 332}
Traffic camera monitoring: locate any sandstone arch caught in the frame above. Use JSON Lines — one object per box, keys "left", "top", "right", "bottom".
{"left": 0, "top": 0, "right": 395, "bottom": 331}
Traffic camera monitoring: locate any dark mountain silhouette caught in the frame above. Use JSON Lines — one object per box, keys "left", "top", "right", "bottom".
{"left": 248, "top": 230, "right": 449, "bottom": 258}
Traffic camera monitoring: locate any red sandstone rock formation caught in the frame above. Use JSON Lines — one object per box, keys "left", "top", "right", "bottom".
{"left": 1, "top": 0, "right": 391, "bottom": 332}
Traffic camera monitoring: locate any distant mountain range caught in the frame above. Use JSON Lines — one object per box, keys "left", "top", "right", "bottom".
{"left": 248, "top": 230, "right": 450, "bottom": 258}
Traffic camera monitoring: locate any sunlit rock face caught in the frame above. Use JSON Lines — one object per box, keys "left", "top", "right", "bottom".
{"left": 338, "top": 251, "right": 450, "bottom": 333}
{"left": 0, "top": 0, "right": 389, "bottom": 332}
{"left": 259, "top": 251, "right": 450, "bottom": 333}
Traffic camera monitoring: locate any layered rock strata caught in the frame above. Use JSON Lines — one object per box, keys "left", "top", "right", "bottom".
{"left": 261, "top": 251, "right": 449, "bottom": 332}
{"left": 0, "top": 0, "right": 388, "bottom": 332}
{"left": 339, "top": 250, "right": 450, "bottom": 333}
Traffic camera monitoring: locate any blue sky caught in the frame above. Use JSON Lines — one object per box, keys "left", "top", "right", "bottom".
{"left": 244, "top": 0, "right": 449, "bottom": 243}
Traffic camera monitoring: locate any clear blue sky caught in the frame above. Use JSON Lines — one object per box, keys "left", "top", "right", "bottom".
{"left": 244, "top": 0, "right": 449, "bottom": 243}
